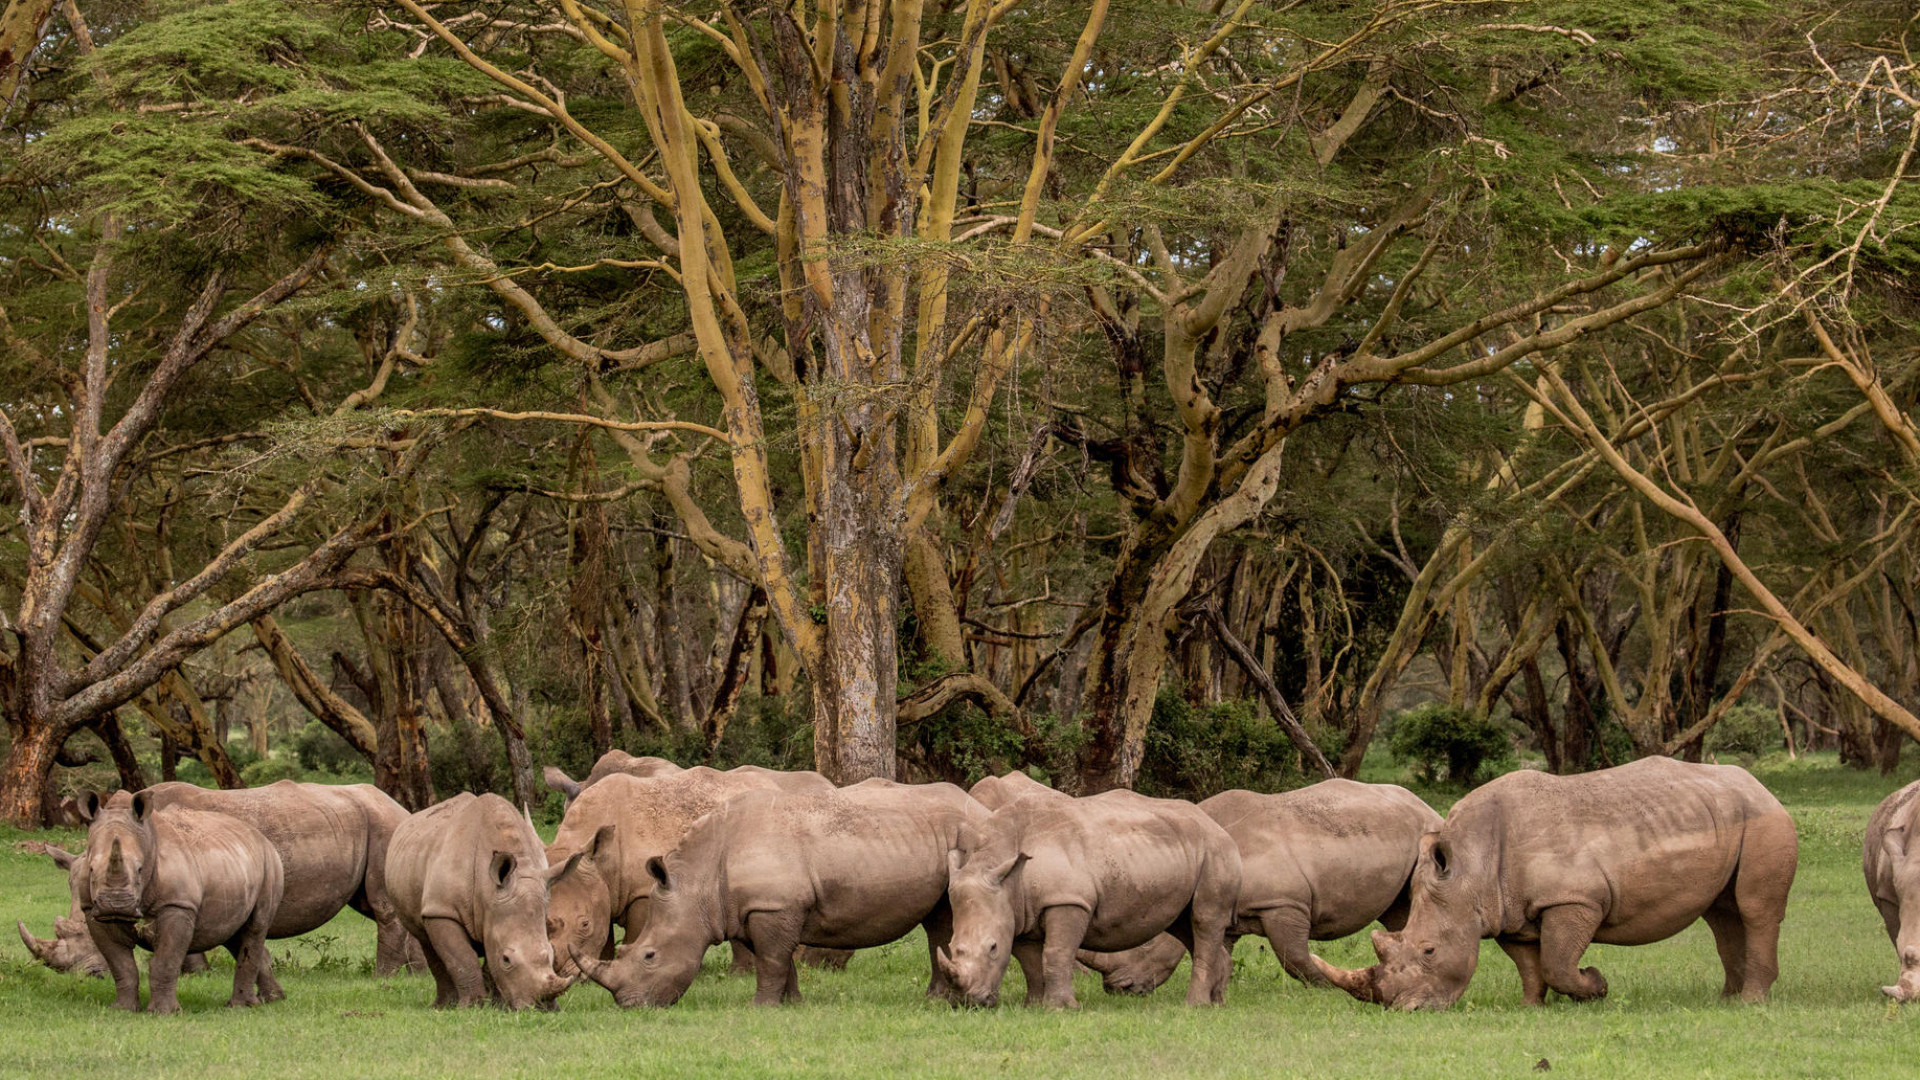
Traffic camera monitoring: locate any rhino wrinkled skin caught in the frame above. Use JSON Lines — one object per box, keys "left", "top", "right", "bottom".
{"left": 385, "top": 793, "right": 572, "bottom": 1010}
{"left": 1316, "top": 757, "right": 1799, "bottom": 1010}
{"left": 543, "top": 750, "right": 836, "bottom": 808}
{"left": 577, "top": 780, "right": 985, "bottom": 1007}
{"left": 1079, "top": 779, "right": 1442, "bottom": 995}
{"left": 543, "top": 766, "right": 839, "bottom": 978}
{"left": 77, "top": 791, "right": 285, "bottom": 1014}
{"left": 1864, "top": 778, "right": 1920, "bottom": 1001}
{"left": 967, "top": 770, "right": 1065, "bottom": 812}
{"left": 943, "top": 790, "right": 1242, "bottom": 1009}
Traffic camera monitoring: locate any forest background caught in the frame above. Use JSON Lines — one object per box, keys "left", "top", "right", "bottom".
{"left": 2, "top": 0, "right": 1919, "bottom": 825}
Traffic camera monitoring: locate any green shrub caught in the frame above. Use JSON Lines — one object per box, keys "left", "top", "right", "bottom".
{"left": 1388, "top": 702, "right": 1514, "bottom": 786}
{"left": 240, "top": 753, "right": 307, "bottom": 787}
{"left": 1706, "top": 699, "right": 1780, "bottom": 759}
{"left": 1137, "top": 688, "right": 1305, "bottom": 798}
{"left": 294, "top": 720, "right": 362, "bottom": 774}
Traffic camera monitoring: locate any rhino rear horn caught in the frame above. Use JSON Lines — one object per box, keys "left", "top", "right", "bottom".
{"left": 1310, "top": 953, "right": 1384, "bottom": 1004}
{"left": 543, "top": 767, "right": 582, "bottom": 802}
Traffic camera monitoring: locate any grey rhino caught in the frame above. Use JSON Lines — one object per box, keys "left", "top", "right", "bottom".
{"left": 968, "top": 770, "right": 1065, "bottom": 811}
{"left": 544, "top": 766, "right": 817, "bottom": 976}
{"left": 942, "top": 790, "right": 1242, "bottom": 1009}
{"left": 1080, "top": 779, "right": 1441, "bottom": 994}
{"left": 15, "top": 841, "right": 210, "bottom": 976}
{"left": 576, "top": 780, "right": 985, "bottom": 1006}
{"left": 1316, "top": 757, "right": 1798, "bottom": 1010}
{"left": 1864, "top": 778, "right": 1920, "bottom": 1000}
{"left": 77, "top": 791, "right": 285, "bottom": 1014}
{"left": 385, "top": 793, "right": 573, "bottom": 1010}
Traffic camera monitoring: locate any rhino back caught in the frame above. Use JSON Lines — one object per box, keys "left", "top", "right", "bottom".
{"left": 1458, "top": 758, "right": 1790, "bottom": 935}
{"left": 1011, "top": 792, "right": 1227, "bottom": 919}
{"left": 721, "top": 786, "right": 974, "bottom": 946}
{"left": 144, "top": 781, "right": 371, "bottom": 936}
{"left": 1203, "top": 781, "right": 1438, "bottom": 929}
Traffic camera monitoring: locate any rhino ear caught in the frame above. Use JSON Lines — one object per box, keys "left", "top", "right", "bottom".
{"left": 548, "top": 850, "right": 590, "bottom": 886}
{"left": 989, "top": 852, "right": 1028, "bottom": 888}
{"left": 45, "top": 845, "right": 77, "bottom": 871}
{"left": 490, "top": 851, "right": 516, "bottom": 890}
{"left": 645, "top": 856, "right": 670, "bottom": 893}
{"left": 130, "top": 792, "right": 152, "bottom": 824}
{"left": 1887, "top": 827, "right": 1909, "bottom": 861}
{"left": 584, "top": 824, "right": 615, "bottom": 862}
{"left": 75, "top": 792, "right": 100, "bottom": 824}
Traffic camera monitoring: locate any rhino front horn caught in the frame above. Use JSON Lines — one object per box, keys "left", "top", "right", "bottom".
{"left": 935, "top": 946, "right": 956, "bottom": 980}
{"left": 1310, "top": 953, "right": 1384, "bottom": 1004}
{"left": 17, "top": 921, "right": 53, "bottom": 964}
{"left": 571, "top": 949, "right": 615, "bottom": 991}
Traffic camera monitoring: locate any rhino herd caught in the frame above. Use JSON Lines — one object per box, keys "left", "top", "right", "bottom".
{"left": 20, "top": 752, "right": 1920, "bottom": 1014}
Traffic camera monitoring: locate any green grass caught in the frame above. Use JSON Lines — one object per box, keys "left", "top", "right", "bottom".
{"left": 4, "top": 754, "right": 1920, "bottom": 1078}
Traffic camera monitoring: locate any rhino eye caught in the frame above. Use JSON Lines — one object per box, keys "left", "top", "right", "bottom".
{"left": 643, "top": 950, "right": 657, "bottom": 962}
{"left": 1422, "top": 945, "right": 1436, "bottom": 956}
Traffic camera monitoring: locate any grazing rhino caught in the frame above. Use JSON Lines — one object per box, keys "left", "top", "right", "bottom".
{"left": 1080, "top": 779, "right": 1442, "bottom": 995}
{"left": 16, "top": 841, "right": 212, "bottom": 977}
{"left": 544, "top": 767, "right": 809, "bottom": 976}
{"left": 1864, "top": 778, "right": 1920, "bottom": 1001}
{"left": 942, "top": 790, "right": 1242, "bottom": 1009}
{"left": 968, "top": 770, "right": 1066, "bottom": 811}
{"left": 1315, "top": 757, "right": 1798, "bottom": 1010}
{"left": 576, "top": 780, "right": 985, "bottom": 1006}
{"left": 385, "top": 793, "right": 574, "bottom": 1010}
{"left": 77, "top": 791, "right": 285, "bottom": 1014}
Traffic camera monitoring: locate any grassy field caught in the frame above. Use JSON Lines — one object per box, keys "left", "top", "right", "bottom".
{"left": 4, "top": 753, "right": 1919, "bottom": 1079}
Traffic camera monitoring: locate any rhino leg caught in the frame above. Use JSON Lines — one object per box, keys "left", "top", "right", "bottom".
{"left": 1013, "top": 939, "right": 1045, "bottom": 1006}
{"left": 181, "top": 951, "right": 211, "bottom": 975}
{"left": 743, "top": 910, "right": 802, "bottom": 1005}
{"left": 145, "top": 907, "right": 198, "bottom": 1015}
{"left": 1182, "top": 901, "right": 1235, "bottom": 1005}
{"left": 1538, "top": 904, "right": 1607, "bottom": 1002}
{"left": 1258, "top": 907, "right": 1319, "bottom": 988}
{"left": 1702, "top": 904, "right": 1749, "bottom": 999}
{"left": 922, "top": 901, "right": 955, "bottom": 1000}
{"left": 422, "top": 918, "right": 487, "bottom": 1008}
{"left": 1722, "top": 816, "right": 1794, "bottom": 1002}
{"left": 1497, "top": 936, "right": 1547, "bottom": 1005}
{"left": 90, "top": 917, "right": 143, "bottom": 1011}
{"left": 1038, "top": 905, "right": 1091, "bottom": 1009}
{"left": 225, "top": 913, "right": 276, "bottom": 1008}
{"left": 727, "top": 940, "right": 757, "bottom": 975}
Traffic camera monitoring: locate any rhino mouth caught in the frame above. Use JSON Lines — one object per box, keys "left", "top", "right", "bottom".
{"left": 89, "top": 894, "right": 144, "bottom": 921}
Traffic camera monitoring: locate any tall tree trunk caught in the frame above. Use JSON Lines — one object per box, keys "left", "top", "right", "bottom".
{"left": 0, "top": 706, "right": 63, "bottom": 827}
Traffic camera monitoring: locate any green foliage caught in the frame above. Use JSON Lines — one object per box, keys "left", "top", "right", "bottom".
{"left": 293, "top": 721, "right": 366, "bottom": 777}
{"left": 1136, "top": 688, "right": 1303, "bottom": 799}
{"left": 1388, "top": 703, "right": 1516, "bottom": 787}
{"left": 240, "top": 753, "right": 307, "bottom": 787}
{"left": 1707, "top": 700, "right": 1784, "bottom": 760}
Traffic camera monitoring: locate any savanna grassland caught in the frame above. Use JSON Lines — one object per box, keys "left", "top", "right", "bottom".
{"left": 4, "top": 755, "right": 1916, "bottom": 1080}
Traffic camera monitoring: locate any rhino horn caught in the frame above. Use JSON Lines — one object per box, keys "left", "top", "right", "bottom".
{"left": 935, "top": 945, "right": 956, "bottom": 981}
{"left": 572, "top": 947, "right": 617, "bottom": 993}
{"left": 1310, "top": 953, "right": 1384, "bottom": 1004}
{"left": 17, "top": 921, "right": 55, "bottom": 966}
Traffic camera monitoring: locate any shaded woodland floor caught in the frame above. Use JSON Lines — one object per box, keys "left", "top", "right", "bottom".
{"left": 2, "top": 754, "right": 1917, "bottom": 1079}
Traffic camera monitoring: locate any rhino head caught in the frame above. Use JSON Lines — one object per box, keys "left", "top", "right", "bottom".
{"left": 79, "top": 792, "right": 154, "bottom": 923}
{"left": 574, "top": 855, "right": 708, "bottom": 1008}
{"left": 939, "top": 841, "right": 1026, "bottom": 1008}
{"left": 479, "top": 837, "right": 575, "bottom": 1011}
{"left": 1316, "top": 831, "right": 1485, "bottom": 1011}
{"left": 544, "top": 825, "right": 616, "bottom": 979}
{"left": 16, "top": 840, "right": 110, "bottom": 976}
{"left": 1881, "top": 826, "right": 1920, "bottom": 1002}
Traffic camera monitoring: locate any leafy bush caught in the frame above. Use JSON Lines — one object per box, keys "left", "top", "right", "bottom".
{"left": 1137, "top": 688, "right": 1304, "bottom": 799}
{"left": 294, "top": 720, "right": 363, "bottom": 775}
{"left": 1706, "top": 700, "right": 1780, "bottom": 759}
{"left": 240, "top": 753, "right": 306, "bottom": 787}
{"left": 1388, "top": 703, "right": 1515, "bottom": 786}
